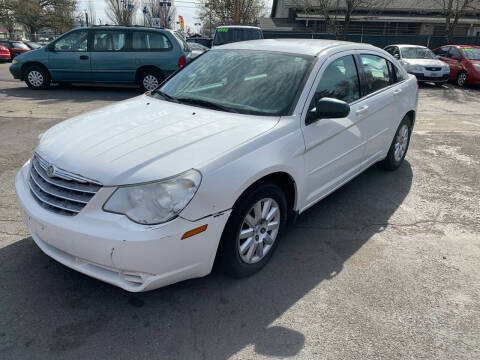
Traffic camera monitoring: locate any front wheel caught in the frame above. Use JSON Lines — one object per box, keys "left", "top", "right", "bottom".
{"left": 217, "top": 183, "right": 288, "bottom": 278}
{"left": 456, "top": 71, "right": 467, "bottom": 87}
{"left": 24, "top": 65, "right": 50, "bottom": 90}
{"left": 379, "top": 116, "right": 412, "bottom": 171}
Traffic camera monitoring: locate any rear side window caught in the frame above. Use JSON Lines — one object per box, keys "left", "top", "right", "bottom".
{"left": 313, "top": 55, "right": 360, "bottom": 104}
{"left": 132, "top": 31, "right": 172, "bottom": 51}
{"left": 93, "top": 30, "right": 126, "bottom": 51}
{"left": 360, "top": 54, "right": 391, "bottom": 94}
{"left": 387, "top": 61, "right": 405, "bottom": 83}
{"left": 173, "top": 32, "right": 190, "bottom": 52}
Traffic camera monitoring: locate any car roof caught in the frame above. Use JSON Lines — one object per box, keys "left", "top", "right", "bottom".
{"left": 217, "top": 38, "right": 376, "bottom": 56}
{"left": 390, "top": 44, "right": 428, "bottom": 48}
{"left": 86, "top": 25, "right": 170, "bottom": 32}
{"left": 216, "top": 25, "right": 261, "bottom": 29}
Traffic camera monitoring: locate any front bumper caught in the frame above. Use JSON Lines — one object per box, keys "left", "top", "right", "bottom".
{"left": 15, "top": 161, "right": 231, "bottom": 292}
{"left": 410, "top": 72, "right": 449, "bottom": 82}
{"left": 9, "top": 62, "right": 21, "bottom": 79}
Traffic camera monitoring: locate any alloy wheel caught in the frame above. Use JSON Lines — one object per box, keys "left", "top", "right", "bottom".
{"left": 394, "top": 124, "right": 409, "bottom": 162}
{"left": 142, "top": 75, "right": 159, "bottom": 91}
{"left": 28, "top": 70, "right": 44, "bottom": 87}
{"left": 237, "top": 198, "right": 281, "bottom": 264}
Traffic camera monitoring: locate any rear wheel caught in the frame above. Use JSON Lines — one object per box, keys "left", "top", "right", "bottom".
{"left": 456, "top": 71, "right": 467, "bottom": 87}
{"left": 138, "top": 69, "right": 163, "bottom": 92}
{"left": 379, "top": 116, "right": 412, "bottom": 171}
{"left": 217, "top": 183, "right": 287, "bottom": 278}
{"left": 24, "top": 65, "right": 50, "bottom": 90}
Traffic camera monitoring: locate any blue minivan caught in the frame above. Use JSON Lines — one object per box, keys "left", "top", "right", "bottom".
{"left": 9, "top": 26, "right": 192, "bottom": 91}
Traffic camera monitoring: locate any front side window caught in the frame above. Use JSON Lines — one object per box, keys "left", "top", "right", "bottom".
{"left": 312, "top": 55, "right": 360, "bottom": 105}
{"left": 434, "top": 47, "right": 449, "bottom": 57}
{"left": 448, "top": 47, "right": 462, "bottom": 59}
{"left": 54, "top": 30, "right": 88, "bottom": 52}
{"left": 360, "top": 54, "right": 391, "bottom": 94}
{"left": 157, "top": 50, "right": 313, "bottom": 116}
{"left": 132, "top": 31, "right": 172, "bottom": 50}
{"left": 93, "top": 31, "right": 126, "bottom": 51}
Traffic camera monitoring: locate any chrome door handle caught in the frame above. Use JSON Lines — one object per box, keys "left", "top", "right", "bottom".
{"left": 355, "top": 105, "right": 369, "bottom": 115}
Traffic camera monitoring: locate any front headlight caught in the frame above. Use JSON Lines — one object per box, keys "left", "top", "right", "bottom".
{"left": 473, "top": 64, "right": 480, "bottom": 73}
{"left": 408, "top": 64, "right": 423, "bottom": 72}
{"left": 103, "top": 169, "right": 202, "bottom": 225}
{"left": 12, "top": 59, "right": 19, "bottom": 64}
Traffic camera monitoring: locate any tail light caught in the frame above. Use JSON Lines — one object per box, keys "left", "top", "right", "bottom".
{"left": 178, "top": 55, "right": 186, "bottom": 68}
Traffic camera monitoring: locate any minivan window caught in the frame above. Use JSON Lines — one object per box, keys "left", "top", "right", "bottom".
{"left": 173, "top": 32, "right": 190, "bottom": 52}
{"left": 313, "top": 55, "right": 360, "bottom": 104}
{"left": 360, "top": 54, "right": 391, "bottom": 94}
{"left": 94, "top": 30, "right": 126, "bottom": 51}
{"left": 213, "top": 28, "right": 262, "bottom": 46}
{"left": 54, "top": 30, "right": 88, "bottom": 52}
{"left": 158, "top": 49, "right": 313, "bottom": 116}
{"left": 132, "top": 31, "right": 172, "bottom": 50}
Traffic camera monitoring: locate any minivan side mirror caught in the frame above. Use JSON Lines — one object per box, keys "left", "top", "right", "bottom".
{"left": 46, "top": 43, "right": 55, "bottom": 52}
{"left": 307, "top": 97, "right": 351, "bottom": 125}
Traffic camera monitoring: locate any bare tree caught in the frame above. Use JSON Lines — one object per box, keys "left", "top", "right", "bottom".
{"left": 105, "top": 0, "right": 138, "bottom": 26}
{"left": 142, "top": 0, "right": 176, "bottom": 28}
{"left": 87, "top": 0, "right": 97, "bottom": 25}
{"left": 436, "top": 0, "right": 480, "bottom": 42}
{"left": 293, "top": 0, "right": 391, "bottom": 39}
{"left": 197, "top": 0, "right": 266, "bottom": 29}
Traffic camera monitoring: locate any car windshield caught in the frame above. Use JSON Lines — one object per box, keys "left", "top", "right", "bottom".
{"left": 156, "top": 50, "right": 313, "bottom": 116}
{"left": 190, "top": 43, "right": 208, "bottom": 51}
{"left": 12, "top": 41, "right": 30, "bottom": 50}
{"left": 462, "top": 47, "right": 480, "bottom": 60}
{"left": 401, "top": 47, "right": 435, "bottom": 59}
{"left": 26, "top": 42, "right": 42, "bottom": 49}
{"left": 213, "top": 28, "right": 262, "bottom": 46}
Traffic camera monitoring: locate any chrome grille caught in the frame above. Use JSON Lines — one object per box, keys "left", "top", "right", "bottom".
{"left": 426, "top": 67, "right": 441, "bottom": 71}
{"left": 28, "top": 155, "right": 102, "bottom": 216}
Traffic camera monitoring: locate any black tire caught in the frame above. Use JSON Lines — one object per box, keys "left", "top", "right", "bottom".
{"left": 456, "top": 71, "right": 467, "bottom": 87}
{"left": 217, "top": 183, "right": 288, "bottom": 278}
{"left": 24, "top": 65, "right": 50, "bottom": 90}
{"left": 379, "top": 116, "right": 412, "bottom": 171}
{"left": 435, "top": 82, "right": 446, "bottom": 87}
{"left": 138, "top": 68, "right": 163, "bottom": 92}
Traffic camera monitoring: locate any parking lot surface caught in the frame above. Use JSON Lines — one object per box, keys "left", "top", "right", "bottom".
{"left": 0, "top": 63, "right": 479, "bottom": 359}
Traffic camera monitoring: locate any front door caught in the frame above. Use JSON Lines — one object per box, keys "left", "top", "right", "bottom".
{"left": 300, "top": 53, "right": 367, "bottom": 210}
{"left": 48, "top": 29, "right": 90, "bottom": 82}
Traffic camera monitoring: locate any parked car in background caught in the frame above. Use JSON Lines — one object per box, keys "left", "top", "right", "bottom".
{"left": 9, "top": 26, "right": 192, "bottom": 91}
{"left": 433, "top": 45, "right": 480, "bottom": 87}
{"left": 187, "top": 37, "right": 212, "bottom": 48}
{"left": 15, "top": 39, "right": 418, "bottom": 292}
{"left": 212, "top": 26, "right": 263, "bottom": 47}
{"left": 23, "top": 41, "right": 43, "bottom": 50}
{"left": 0, "top": 40, "right": 30, "bottom": 59}
{"left": 0, "top": 45, "right": 11, "bottom": 62}
{"left": 385, "top": 44, "right": 450, "bottom": 86}
{"left": 189, "top": 42, "right": 208, "bottom": 58}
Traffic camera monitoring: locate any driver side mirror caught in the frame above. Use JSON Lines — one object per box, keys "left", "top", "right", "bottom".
{"left": 46, "top": 43, "right": 55, "bottom": 52}
{"left": 306, "top": 97, "right": 351, "bottom": 125}
{"left": 451, "top": 55, "right": 460, "bottom": 61}
{"left": 394, "top": 53, "right": 400, "bottom": 59}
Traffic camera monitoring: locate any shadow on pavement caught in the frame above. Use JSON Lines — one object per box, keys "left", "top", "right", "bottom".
{"left": 0, "top": 162, "right": 413, "bottom": 359}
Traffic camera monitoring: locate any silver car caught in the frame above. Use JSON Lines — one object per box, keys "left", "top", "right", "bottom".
{"left": 385, "top": 44, "right": 450, "bottom": 86}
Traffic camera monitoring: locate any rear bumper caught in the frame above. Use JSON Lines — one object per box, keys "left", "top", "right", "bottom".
{"left": 15, "top": 161, "right": 231, "bottom": 292}
{"left": 410, "top": 72, "right": 450, "bottom": 82}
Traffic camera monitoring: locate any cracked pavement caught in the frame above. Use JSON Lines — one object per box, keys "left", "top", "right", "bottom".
{"left": 0, "top": 63, "right": 479, "bottom": 359}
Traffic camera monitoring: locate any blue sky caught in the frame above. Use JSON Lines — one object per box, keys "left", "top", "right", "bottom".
{"left": 77, "top": 0, "right": 272, "bottom": 33}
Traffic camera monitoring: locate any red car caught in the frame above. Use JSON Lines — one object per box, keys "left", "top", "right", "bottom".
{"left": 0, "top": 45, "right": 11, "bottom": 62}
{"left": 432, "top": 45, "right": 480, "bottom": 87}
{"left": 0, "top": 40, "right": 30, "bottom": 60}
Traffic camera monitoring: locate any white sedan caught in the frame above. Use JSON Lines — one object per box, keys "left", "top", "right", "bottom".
{"left": 15, "top": 39, "right": 418, "bottom": 291}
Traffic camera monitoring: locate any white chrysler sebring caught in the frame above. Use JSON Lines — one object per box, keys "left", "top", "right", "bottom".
{"left": 16, "top": 39, "right": 418, "bottom": 291}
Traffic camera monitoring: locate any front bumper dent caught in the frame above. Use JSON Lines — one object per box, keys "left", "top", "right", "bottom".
{"left": 15, "top": 162, "right": 231, "bottom": 292}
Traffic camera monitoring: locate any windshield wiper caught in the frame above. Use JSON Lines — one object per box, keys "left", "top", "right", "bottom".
{"left": 176, "top": 97, "right": 239, "bottom": 113}
{"left": 154, "top": 90, "right": 179, "bottom": 103}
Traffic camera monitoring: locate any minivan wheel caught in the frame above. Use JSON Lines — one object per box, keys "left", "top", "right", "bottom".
{"left": 456, "top": 71, "right": 467, "bottom": 87}
{"left": 139, "top": 69, "right": 163, "bottom": 92}
{"left": 25, "top": 65, "right": 50, "bottom": 90}
{"left": 217, "top": 183, "right": 288, "bottom": 278}
{"left": 379, "top": 116, "right": 412, "bottom": 171}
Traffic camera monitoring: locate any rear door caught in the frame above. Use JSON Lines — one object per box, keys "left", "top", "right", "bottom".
{"left": 48, "top": 29, "right": 91, "bottom": 82}
{"left": 90, "top": 29, "right": 133, "bottom": 82}
{"left": 357, "top": 53, "right": 399, "bottom": 160}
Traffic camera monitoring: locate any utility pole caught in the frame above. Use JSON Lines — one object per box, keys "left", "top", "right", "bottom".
{"left": 233, "top": 0, "right": 239, "bottom": 24}
{"left": 85, "top": 10, "right": 89, "bottom": 27}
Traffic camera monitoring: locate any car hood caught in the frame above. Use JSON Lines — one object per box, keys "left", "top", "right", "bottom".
{"left": 403, "top": 58, "right": 446, "bottom": 67}
{"left": 36, "top": 94, "right": 280, "bottom": 185}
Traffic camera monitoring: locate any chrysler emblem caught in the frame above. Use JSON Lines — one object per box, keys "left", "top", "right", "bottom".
{"left": 46, "top": 164, "right": 55, "bottom": 178}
